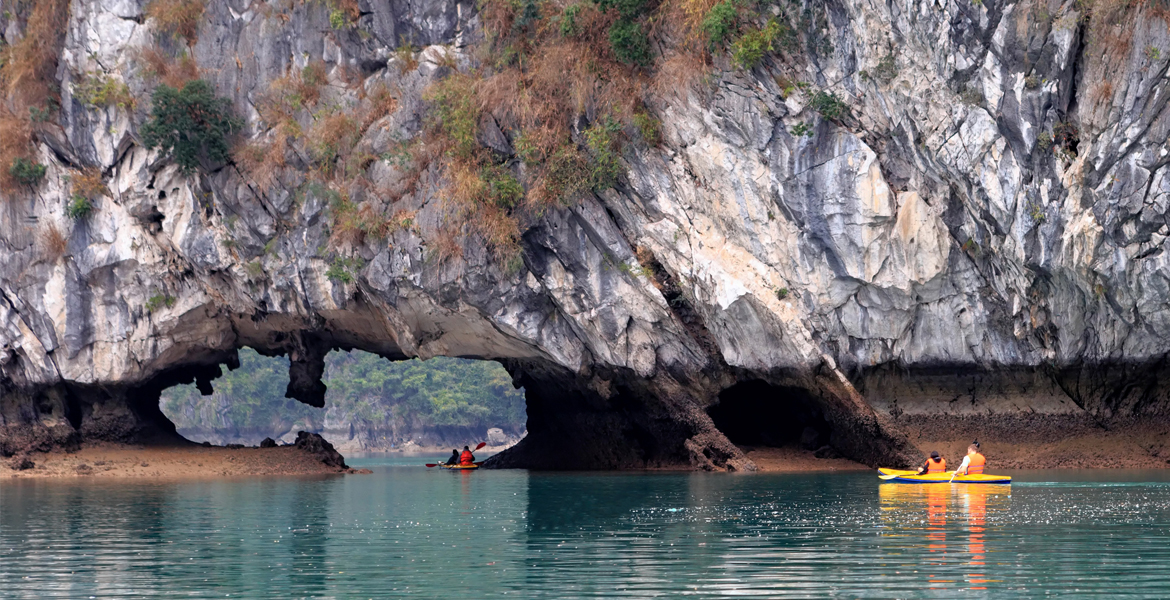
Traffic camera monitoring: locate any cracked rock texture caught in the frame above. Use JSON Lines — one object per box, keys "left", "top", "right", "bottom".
{"left": 2, "top": 0, "right": 1170, "bottom": 469}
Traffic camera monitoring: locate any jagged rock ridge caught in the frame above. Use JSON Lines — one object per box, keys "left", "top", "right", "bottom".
{"left": 1, "top": 0, "right": 1169, "bottom": 469}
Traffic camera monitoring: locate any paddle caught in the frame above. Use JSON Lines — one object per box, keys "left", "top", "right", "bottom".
{"left": 426, "top": 442, "right": 488, "bottom": 467}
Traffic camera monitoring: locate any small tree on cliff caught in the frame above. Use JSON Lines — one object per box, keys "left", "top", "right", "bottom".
{"left": 141, "top": 80, "right": 242, "bottom": 173}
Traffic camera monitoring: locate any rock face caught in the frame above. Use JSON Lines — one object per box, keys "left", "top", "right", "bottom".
{"left": 1, "top": 0, "right": 1169, "bottom": 469}
{"left": 293, "top": 431, "right": 348, "bottom": 470}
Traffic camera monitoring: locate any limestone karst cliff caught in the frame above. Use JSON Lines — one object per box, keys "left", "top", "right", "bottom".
{"left": 1, "top": 0, "right": 1169, "bottom": 469}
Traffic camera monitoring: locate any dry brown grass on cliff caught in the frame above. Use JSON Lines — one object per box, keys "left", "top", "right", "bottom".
{"left": 0, "top": 0, "right": 70, "bottom": 192}
{"left": 70, "top": 168, "right": 108, "bottom": 201}
{"left": 430, "top": 224, "right": 464, "bottom": 262}
{"left": 39, "top": 223, "right": 68, "bottom": 262}
{"left": 146, "top": 0, "right": 206, "bottom": 45}
{"left": 236, "top": 133, "right": 288, "bottom": 192}
{"left": 0, "top": 113, "right": 34, "bottom": 193}
{"left": 307, "top": 111, "right": 360, "bottom": 178}
{"left": 139, "top": 47, "right": 201, "bottom": 88}
{"left": 1, "top": 0, "right": 70, "bottom": 109}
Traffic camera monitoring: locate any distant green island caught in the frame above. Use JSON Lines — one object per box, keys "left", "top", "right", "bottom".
{"left": 160, "top": 349, "right": 527, "bottom": 450}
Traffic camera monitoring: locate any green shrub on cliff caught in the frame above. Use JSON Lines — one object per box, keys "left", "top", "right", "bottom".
{"left": 141, "top": 79, "right": 242, "bottom": 173}
{"left": 9, "top": 158, "right": 46, "bottom": 186}
{"left": 702, "top": 0, "right": 739, "bottom": 48}
{"left": 607, "top": 19, "right": 652, "bottom": 65}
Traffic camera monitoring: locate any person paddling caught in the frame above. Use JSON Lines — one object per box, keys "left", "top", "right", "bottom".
{"left": 445, "top": 449, "right": 460, "bottom": 466}
{"left": 917, "top": 451, "right": 946, "bottom": 475}
{"left": 955, "top": 441, "right": 986, "bottom": 475}
{"left": 459, "top": 445, "right": 475, "bottom": 465}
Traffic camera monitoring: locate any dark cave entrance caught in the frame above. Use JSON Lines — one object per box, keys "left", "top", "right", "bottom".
{"left": 707, "top": 380, "right": 833, "bottom": 451}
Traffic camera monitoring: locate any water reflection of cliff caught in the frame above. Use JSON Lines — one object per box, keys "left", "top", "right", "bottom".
{"left": 879, "top": 483, "right": 1011, "bottom": 592}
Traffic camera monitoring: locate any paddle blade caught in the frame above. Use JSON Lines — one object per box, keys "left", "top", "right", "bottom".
{"left": 475, "top": 442, "right": 487, "bottom": 450}
{"left": 425, "top": 464, "right": 438, "bottom": 468}
{"left": 878, "top": 474, "right": 901, "bottom": 480}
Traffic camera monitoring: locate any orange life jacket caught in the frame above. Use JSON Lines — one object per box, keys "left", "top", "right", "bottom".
{"left": 460, "top": 450, "right": 474, "bottom": 465}
{"left": 925, "top": 457, "right": 946, "bottom": 473}
{"left": 967, "top": 452, "right": 985, "bottom": 474}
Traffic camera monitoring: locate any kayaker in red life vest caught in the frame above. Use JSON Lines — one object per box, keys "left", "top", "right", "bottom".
{"left": 956, "top": 440, "right": 986, "bottom": 475}
{"left": 917, "top": 451, "right": 946, "bottom": 474}
{"left": 459, "top": 446, "right": 475, "bottom": 465}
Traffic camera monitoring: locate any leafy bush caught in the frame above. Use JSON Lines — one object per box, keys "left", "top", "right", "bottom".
{"left": 329, "top": 8, "right": 347, "bottom": 29}
{"left": 702, "top": 0, "right": 739, "bottom": 48}
{"left": 608, "top": 19, "right": 652, "bottom": 65}
{"left": 29, "top": 99, "right": 58, "bottom": 123}
{"left": 732, "top": 19, "right": 783, "bottom": 70}
{"left": 1053, "top": 120, "right": 1079, "bottom": 151}
{"left": 9, "top": 158, "right": 46, "bottom": 185}
{"left": 141, "top": 80, "right": 242, "bottom": 173}
{"left": 67, "top": 195, "right": 94, "bottom": 220}
{"left": 810, "top": 90, "right": 849, "bottom": 121}
{"left": 480, "top": 165, "right": 524, "bottom": 209}
{"left": 145, "top": 294, "right": 176, "bottom": 312}
{"left": 560, "top": 4, "right": 583, "bottom": 37}
{"left": 790, "top": 121, "right": 813, "bottom": 137}
{"left": 326, "top": 256, "right": 363, "bottom": 283}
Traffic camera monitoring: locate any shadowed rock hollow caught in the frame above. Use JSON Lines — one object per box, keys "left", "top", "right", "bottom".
{"left": 2, "top": 0, "right": 1170, "bottom": 469}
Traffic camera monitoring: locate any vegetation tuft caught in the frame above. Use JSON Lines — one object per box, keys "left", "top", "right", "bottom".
{"left": 74, "top": 72, "right": 135, "bottom": 109}
{"left": 9, "top": 158, "right": 46, "bottom": 186}
{"left": 0, "top": 0, "right": 70, "bottom": 192}
{"left": 145, "top": 0, "right": 206, "bottom": 45}
{"left": 141, "top": 80, "right": 242, "bottom": 173}
{"left": 810, "top": 90, "right": 848, "bottom": 121}
{"left": 66, "top": 168, "right": 106, "bottom": 220}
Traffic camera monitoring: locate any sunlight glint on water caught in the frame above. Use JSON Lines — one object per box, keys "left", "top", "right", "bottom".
{"left": 3, "top": 459, "right": 1170, "bottom": 598}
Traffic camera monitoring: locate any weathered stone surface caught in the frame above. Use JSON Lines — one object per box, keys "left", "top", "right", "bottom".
{"left": 2, "top": 0, "right": 1169, "bottom": 470}
{"left": 293, "top": 431, "right": 348, "bottom": 470}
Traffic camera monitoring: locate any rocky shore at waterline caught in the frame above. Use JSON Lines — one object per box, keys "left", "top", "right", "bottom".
{"left": 0, "top": 432, "right": 368, "bottom": 479}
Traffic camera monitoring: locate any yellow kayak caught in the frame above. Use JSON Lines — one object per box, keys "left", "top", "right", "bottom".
{"left": 878, "top": 468, "right": 1010, "bottom": 484}
{"left": 437, "top": 463, "right": 480, "bottom": 470}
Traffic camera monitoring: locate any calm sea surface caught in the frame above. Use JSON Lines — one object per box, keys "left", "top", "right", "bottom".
{"left": 3, "top": 456, "right": 1170, "bottom": 598}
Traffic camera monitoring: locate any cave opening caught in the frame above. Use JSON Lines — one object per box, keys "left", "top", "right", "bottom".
{"left": 707, "top": 380, "right": 833, "bottom": 452}
{"left": 156, "top": 348, "right": 527, "bottom": 453}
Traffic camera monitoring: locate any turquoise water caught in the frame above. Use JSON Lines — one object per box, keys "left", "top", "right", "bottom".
{"left": 3, "top": 457, "right": 1170, "bottom": 598}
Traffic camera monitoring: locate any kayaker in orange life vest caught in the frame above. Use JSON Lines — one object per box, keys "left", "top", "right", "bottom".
{"left": 459, "top": 445, "right": 475, "bottom": 465}
{"left": 955, "top": 440, "right": 986, "bottom": 475}
{"left": 917, "top": 451, "right": 946, "bottom": 474}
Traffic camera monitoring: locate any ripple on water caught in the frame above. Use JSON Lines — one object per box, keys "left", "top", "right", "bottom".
{"left": 3, "top": 466, "right": 1170, "bottom": 598}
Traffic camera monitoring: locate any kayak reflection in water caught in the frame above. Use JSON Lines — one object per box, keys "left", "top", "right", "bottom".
{"left": 879, "top": 482, "right": 1010, "bottom": 592}
{"left": 445, "top": 449, "right": 460, "bottom": 466}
